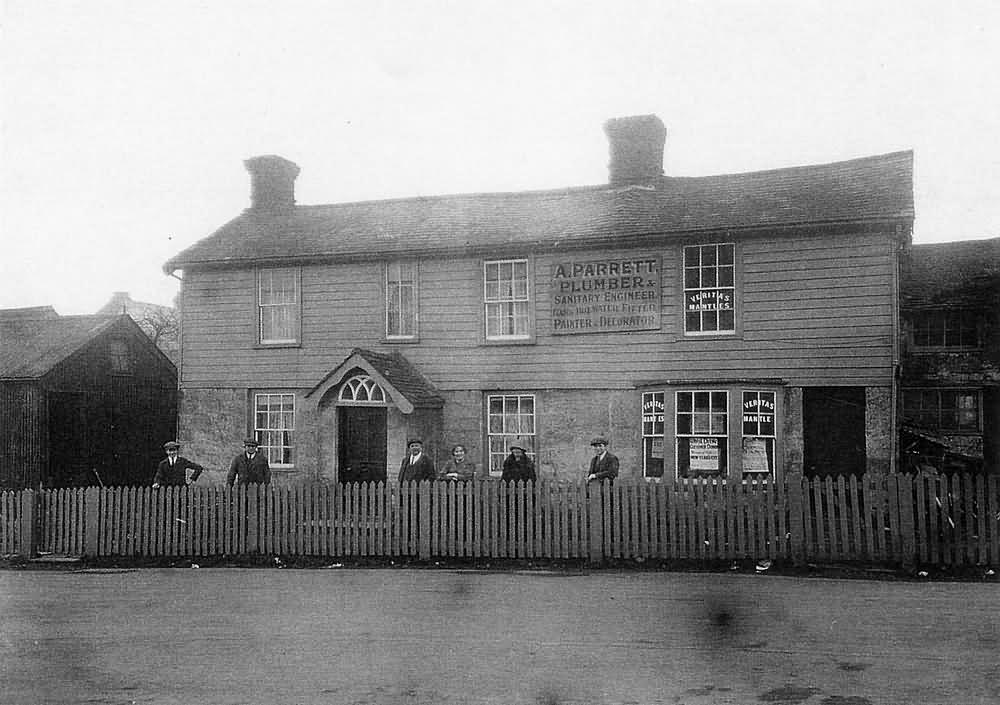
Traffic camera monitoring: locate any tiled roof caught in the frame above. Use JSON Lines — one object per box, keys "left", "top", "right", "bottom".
{"left": 0, "top": 315, "right": 121, "bottom": 379}
{"left": 306, "top": 348, "right": 443, "bottom": 409}
{"left": 165, "top": 151, "right": 914, "bottom": 271}
{"left": 352, "top": 349, "right": 444, "bottom": 408}
{"left": 902, "top": 237, "right": 1000, "bottom": 308}
{"left": 0, "top": 306, "right": 59, "bottom": 321}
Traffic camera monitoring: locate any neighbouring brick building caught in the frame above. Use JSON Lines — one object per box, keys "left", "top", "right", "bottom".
{"left": 164, "top": 115, "right": 914, "bottom": 485}
{"left": 900, "top": 237, "right": 1000, "bottom": 474}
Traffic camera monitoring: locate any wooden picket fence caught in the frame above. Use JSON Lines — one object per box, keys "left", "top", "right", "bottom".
{"left": 2, "top": 473, "right": 999, "bottom": 567}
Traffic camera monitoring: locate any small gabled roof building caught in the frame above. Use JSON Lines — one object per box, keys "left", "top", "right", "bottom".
{"left": 166, "top": 115, "right": 914, "bottom": 484}
{"left": 0, "top": 312, "right": 177, "bottom": 488}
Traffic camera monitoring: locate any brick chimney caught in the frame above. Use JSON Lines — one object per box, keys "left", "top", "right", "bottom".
{"left": 603, "top": 115, "right": 667, "bottom": 186}
{"left": 244, "top": 155, "right": 300, "bottom": 212}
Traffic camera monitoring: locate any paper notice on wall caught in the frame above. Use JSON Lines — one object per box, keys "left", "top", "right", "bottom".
{"left": 689, "top": 437, "right": 719, "bottom": 472}
{"left": 742, "top": 437, "right": 770, "bottom": 474}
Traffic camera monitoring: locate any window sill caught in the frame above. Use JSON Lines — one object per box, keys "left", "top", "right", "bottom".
{"left": 382, "top": 337, "right": 420, "bottom": 345}
{"left": 482, "top": 337, "right": 536, "bottom": 346}
{"left": 254, "top": 342, "right": 302, "bottom": 350}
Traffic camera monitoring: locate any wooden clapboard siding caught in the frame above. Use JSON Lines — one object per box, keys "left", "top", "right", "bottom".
{"left": 180, "top": 230, "right": 896, "bottom": 389}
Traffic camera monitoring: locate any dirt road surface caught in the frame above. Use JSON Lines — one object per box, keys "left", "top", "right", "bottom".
{"left": 1, "top": 568, "right": 997, "bottom": 704}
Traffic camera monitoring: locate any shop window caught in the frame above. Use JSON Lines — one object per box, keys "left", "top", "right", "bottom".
{"left": 741, "top": 391, "right": 775, "bottom": 476}
{"left": 642, "top": 392, "right": 665, "bottom": 478}
{"left": 910, "top": 310, "right": 980, "bottom": 349}
{"left": 386, "top": 261, "right": 418, "bottom": 339}
{"left": 676, "top": 390, "right": 728, "bottom": 477}
{"left": 902, "top": 388, "right": 980, "bottom": 432}
{"left": 255, "top": 392, "right": 295, "bottom": 466}
{"left": 258, "top": 267, "right": 300, "bottom": 345}
{"left": 487, "top": 394, "right": 535, "bottom": 475}
{"left": 484, "top": 259, "right": 530, "bottom": 340}
{"left": 684, "top": 243, "right": 735, "bottom": 335}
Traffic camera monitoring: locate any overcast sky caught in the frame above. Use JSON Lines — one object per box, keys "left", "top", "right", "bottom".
{"left": 2, "top": 1, "right": 998, "bottom": 314}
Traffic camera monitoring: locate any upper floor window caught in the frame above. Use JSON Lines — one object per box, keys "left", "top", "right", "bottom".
{"left": 484, "top": 259, "right": 530, "bottom": 340}
{"left": 910, "top": 310, "right": 980, "bottom": 349}
{"left": 108, "top": 338, "right": 132, "bottom": 375}
{"left": 386, "top": 261, "right": 418, "bottom": 339}
{"left": 255, "top": 392, "right": 295, "bottom": 467}
{"left": 742, "top": 391, "right": 776, "bottom": 475}
{"left": 902, "top": 388, "right": 980, "bottom": 432}
{"left": 258, "top": 268, "right": 300, "bottom": 345}
{"left": 684, "top": 243, "right": 735, "bottom": 335}
{"left": 676, "top": 390, "right": 728, "bottom": 477}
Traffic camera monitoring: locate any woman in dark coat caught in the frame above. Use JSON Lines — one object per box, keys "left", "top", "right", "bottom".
{"left": 500, "top": 445, "right": 536, "bottom": 483}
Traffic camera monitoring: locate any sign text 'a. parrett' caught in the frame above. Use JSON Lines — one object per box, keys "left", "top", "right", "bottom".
{"left": 550, "top": 256, "right": 661, "bottom": 334}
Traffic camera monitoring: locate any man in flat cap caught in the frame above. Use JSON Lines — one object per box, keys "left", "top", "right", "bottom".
{"left": 399, "top": 438, "right": 435, "bottom": 483}
{"left": 227, "top": 437, "right": 271, "bottom": 486}
{"left": 153, "top": 441, "right": 204, "bottom": 488}
{"left": 586, "top": 437, "right": 619, "bottom": 483}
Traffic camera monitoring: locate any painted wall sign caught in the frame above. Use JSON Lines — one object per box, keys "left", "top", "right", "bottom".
{"left": 551, "top": 256, "right": 661, "bottom": 334}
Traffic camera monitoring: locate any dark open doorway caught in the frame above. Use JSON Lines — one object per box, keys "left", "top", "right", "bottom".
{"left": 337, "top": 406, "right": 387, "bottom": 483}
{"left": 803, "top": 386, "right": 867, "bottom": 478}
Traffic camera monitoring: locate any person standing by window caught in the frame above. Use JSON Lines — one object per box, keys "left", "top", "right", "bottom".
{"left": 501, "top": 445, "right": 535, "bottom": 483}
{"left": 438, "top": 444, "right": 476, "bottom": 482}
{"left": 227, "top": 438, "right": 271, "bottom": 486}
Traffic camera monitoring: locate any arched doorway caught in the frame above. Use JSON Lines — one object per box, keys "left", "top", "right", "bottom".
{"left": 337, "top": 374, "right": 388, "bottom": 483}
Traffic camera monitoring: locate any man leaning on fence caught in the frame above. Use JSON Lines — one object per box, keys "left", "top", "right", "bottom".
{"left": 227, "top": 438, "right": 271, "bottom": 486}
{"left": 586, "top": 437, "right": 619, "bottom": 484}
{"left": 153, "top": 440, "right": 204, "bottom": 488}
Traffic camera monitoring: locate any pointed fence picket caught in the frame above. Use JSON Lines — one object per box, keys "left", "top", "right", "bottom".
{"left": 3, "top": 474, "right": 998, "bottom": 567}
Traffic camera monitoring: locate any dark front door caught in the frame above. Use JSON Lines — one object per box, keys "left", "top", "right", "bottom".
{"left": 337, "top": 406, "right": 388, "bottom": 483}
{"left": 803, "top": 387, "right": 867, "bottom": 478}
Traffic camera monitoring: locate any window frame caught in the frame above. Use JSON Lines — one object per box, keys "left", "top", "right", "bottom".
{"left": 485, "top": 393, "right": 537, "bottom": 477}
{"left": 642, "top": 392, "right": 666, "bottom": 479}
{"left": 483, "top": 258, "right": 533, "bottom": 343}
{"left": 908, "top": 309, "right": 982, "bottom": 350}
{"left": 675, "top": 389, "right": 730, "bottom": 478}
{"left": 682, "top": 242, "right": 737, "bottom": 337}
{"left": 253, "top": 391, "right": 296, "bottom": 468}
{"left": 741, "top": 390, "right": 776, "bottom": 477}
{"left": 902, "top": 387, "right": 982, "bottom": 433}
{"left": 256, "top": 267, "right": 301, "bottom": 347}
{"left": 384, "top": 260, "right": 419, "bottom": 341}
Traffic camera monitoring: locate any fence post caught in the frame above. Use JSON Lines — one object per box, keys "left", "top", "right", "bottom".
{"left": 18, "top": 489, "right": 37, "bottom": 559}
{"left": 418, "top": 480, "right": 431, "bottom": 560}
{"left": 896, "top": 474, "right": 916, "bottom": 568}
{"left": 84, "top": 487, "right": 101, "bottom": 557}
{"left": 588, "top": 482, "right": 604, "bottom": 564}
{"left": 247, "top": 484, "right": 259, "bottom": 554}
{"left": 786, "top": 472, "right": 805, "bottom": 566}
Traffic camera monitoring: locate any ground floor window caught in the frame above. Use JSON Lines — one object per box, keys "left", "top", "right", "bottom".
{"left": 642, "top": 386, "right": 781, "bottom": 479}
{"left": 741, "top": 391, "right": 775, "bottom": 475}
{"left": 642, "top": 392, "right": 665, "bottom": 478}
{"left": 255, "top": 392, "right": 295, "bottom": 466}
{"left": 676, "top": 390, "right": 728, "bottom": 477}
{"left": 902, "top": 388, "right": 980, "bottom": 432}
{"left": 487, "top": 394, "right": 536, "bottom": 476}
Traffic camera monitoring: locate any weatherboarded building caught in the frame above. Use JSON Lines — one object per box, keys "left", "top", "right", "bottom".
{"left": 0, "top": 311, "right": 177, "bottom": 488}
{"left": 165, "top": 115, "right": 914, "bottom": 485}
{"left": 899, "top": 237, "right": 1000, "bottom": 473}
